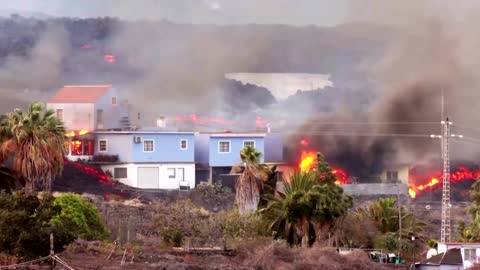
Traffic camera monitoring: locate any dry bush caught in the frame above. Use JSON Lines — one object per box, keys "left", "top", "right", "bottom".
{"left": 245, "top": 241, "right": 393, "bottom": 270}
{"left": 153, "top": 199, "right": 267, "bottom": 248}
{"left": 0, "top": 253, "right": 18, "bottom": 266}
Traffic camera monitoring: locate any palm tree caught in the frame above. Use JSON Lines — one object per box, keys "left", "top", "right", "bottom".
{"left": 235, "top": 146, "right": 268, "bottom": 215}
{"left": 0, "top": 102, "right": 66, "bottom": 193}
{"left": 354, "top": 198, "right": 426, "bottom": 242}
{"left": 261, "top": 154, "right": 353, "bottom": 247}
{"left": 261, "top": 170, "right": 318, "bottom": 247}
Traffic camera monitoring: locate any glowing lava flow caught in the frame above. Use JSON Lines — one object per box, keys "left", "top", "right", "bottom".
{"left": 408, "top": 166, "right": 480, "bottom": 199}
{"left": 104, "top": 54, "right": 116, "bottom": 64}
{"left": 298, "top": 151, "right": 349, "bottom": 184}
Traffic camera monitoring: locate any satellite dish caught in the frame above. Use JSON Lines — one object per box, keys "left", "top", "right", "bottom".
{"left": 426, "top": 248, "right": 438, "bottom": 259}
{"left": 425, "top": 205, "right": 431, "bottom": 210}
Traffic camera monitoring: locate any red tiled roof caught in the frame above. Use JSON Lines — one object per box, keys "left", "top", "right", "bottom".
{"left": 49, "top": 85, "right": 112, "bottom": 103}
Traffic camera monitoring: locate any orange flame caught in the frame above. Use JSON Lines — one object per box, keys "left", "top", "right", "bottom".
{"left": 299, "top": 151, "right": 316, "bottom": 172}
{"left": 66, "top": 130, "right": 89, "bottom": 137}
{"left": 298, "top": 150, "right": 349, "bottom": 184}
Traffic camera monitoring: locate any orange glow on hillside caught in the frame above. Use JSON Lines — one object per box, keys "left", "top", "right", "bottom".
{"left": 408, "top": 167, "right": 480, "bottom": 199}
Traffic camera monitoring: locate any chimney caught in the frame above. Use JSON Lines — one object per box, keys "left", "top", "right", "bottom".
{"left": 156, "top": 116, "right": 166, "bottom": 128}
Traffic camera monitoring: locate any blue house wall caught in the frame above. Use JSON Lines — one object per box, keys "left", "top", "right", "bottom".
{"left": 94, "top": 132, "right": 195, "bottom": 163}
{"left": 209, "top": 135, "right": 265, "bottom": 167}
{"left": 132, "top": 133, "right": 195, "bottom": 163}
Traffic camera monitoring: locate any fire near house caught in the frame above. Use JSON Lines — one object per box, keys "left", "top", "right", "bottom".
{"left": 47, "top": 85, "right": 131, "bottom": 160}
{"left": 47, "top": 85, "right": 479, "bottom": 196}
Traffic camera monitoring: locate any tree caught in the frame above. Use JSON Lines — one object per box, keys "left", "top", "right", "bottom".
{"left": 458, "top": 180, "right": 480, "bottom": 242}
{"left": 0, "top": 102, "right": 66, "bottom": 193}
{"left": 235, "top": 146, "right": 268, "bottom": 215}
{"left": 351, "top": 197, "right": 426, "bottom": 252}
{"left": 261, "top": 153, "right": 353, "bottom": 247}
{"left": 0, "top": 192, "right": 76, "bottom": 259}
{"left": 312, "top": 153, "right": 353, "bottom": 245}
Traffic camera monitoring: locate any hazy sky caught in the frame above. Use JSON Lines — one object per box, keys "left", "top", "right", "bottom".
{"left": 1, "top": 0, "right": 348, "bottom": 26}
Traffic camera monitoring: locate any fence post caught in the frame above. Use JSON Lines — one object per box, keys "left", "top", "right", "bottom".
{"left": 50, "top": 233, "right": 54, "bottom": 269}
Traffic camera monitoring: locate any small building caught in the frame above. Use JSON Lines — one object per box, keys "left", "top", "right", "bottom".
{"left": 91, "top": 131, "right": 196, "bottom": 190}
{"left": 415, "top": 248, "right": 464, "bottom": 270}
{"left": 379, "top": 164, "right": 410, "bottom": 185}
{"left": 438, "top": 242, "right": 480, "bottom": 269}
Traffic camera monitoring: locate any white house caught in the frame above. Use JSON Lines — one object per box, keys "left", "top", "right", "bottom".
{"left": 437, "top": 242, "right": 480, "bottom": 269}
{"left": 47, "top": 85, "right": 130, "bottom": 131}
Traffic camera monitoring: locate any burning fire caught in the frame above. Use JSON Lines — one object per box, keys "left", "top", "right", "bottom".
{"left": 299, "top": 151, "right": 349, "bottom": 184}
{"left": 408, "top": 166, "right": 480, "bottom": 199}
{"left": 66, "top": 130, "right": 89, "bottom": 137}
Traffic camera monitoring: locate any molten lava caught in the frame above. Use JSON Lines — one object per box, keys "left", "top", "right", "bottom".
{"left": 408, "top": 166, "right": 480, "bottom": 199}
{"left": 104, "top": 54, "right": 116, "bottom": 64}
{"left": 300, "top": 139, "right": 309, "bottom": 147}
{"left": 298, "top": 151, "right": 349, "bottom": 184}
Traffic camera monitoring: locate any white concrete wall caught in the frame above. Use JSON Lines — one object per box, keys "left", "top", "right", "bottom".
{"left": 101, "top": 163, "right": 195, "bottom": 190}
{"left": 47, "top": 103, "right": 95, "bottom": 131}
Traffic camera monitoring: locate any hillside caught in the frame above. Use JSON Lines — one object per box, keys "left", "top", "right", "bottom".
{"left": 0, "top": 17, "right": 390, "bottom": 115}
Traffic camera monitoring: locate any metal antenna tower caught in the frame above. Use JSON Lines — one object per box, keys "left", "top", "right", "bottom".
{"left": 431, "top": 117, "right": 462, "bottom": 243}
{"left": 440, "top": 118, "right": 452, "bottom": 243}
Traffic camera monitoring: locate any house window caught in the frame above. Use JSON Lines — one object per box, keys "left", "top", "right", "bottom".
{"left": 243, "top": 140, "right": 255, "bottom": 149}
{"left": 387, "top": 171, "right": 398, "bottom": 181}
{"left": 112, "top": 96, "right": 117, "bottom": 105}
{"left": 465, "top": 248, "right": 476, "bottom": 261}
{"left": 143, "top": 139, "right": 154, "bottom": 152}
{"left": 98, "top": 140, "right": 108, "bottom": 152}
{"left": 180, "top": 139, "right": 188, "bottom": 150}
{"left": 114, "top": 167, "right": 127, "bottom": 179}
{"left": 97, "top": 109, "right": 104, "bottom": 129}
{"left": 168, "top": 168, "right": 176, "bottom": 179}
{"left": 56, "top": 109, "right": 63, "bottom": 121}
{"left": 218, "top": 141, "right": 230, "bottom": 153}
{"left": 71, "top": 140, "right": 94, "bottom": 156}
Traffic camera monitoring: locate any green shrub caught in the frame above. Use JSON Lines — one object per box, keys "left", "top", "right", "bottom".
{"left": 162, "top": 227, "right": 184, "bottom": 247}
{"left": 51, "top": 193, "right": 109, "bottom": 240}
{"left": 0, "top": 192, "right": 76, "bottom": 259}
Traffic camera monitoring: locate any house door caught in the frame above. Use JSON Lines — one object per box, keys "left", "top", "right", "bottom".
{"left": 137, "top": 167, "right": 159, "bottom": 189}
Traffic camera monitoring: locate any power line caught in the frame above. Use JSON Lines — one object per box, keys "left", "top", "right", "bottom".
{"left": 450, "top": 138, "right": 480, "bottom": 147}
{"left": 285, "top": 131, "right": 432, "bottom": 138}
{"left": 452, "top": 123, "right": 480, "bottom": 134}
{"left": 301, "top": 121, "right": 439, "bottom": 125}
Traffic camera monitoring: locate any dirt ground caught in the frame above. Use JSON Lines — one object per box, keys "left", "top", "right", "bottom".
{"left": 48, "top": 162, "right": 468, "bottom": 269}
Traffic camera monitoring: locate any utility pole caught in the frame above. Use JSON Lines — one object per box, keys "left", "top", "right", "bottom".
{"left": 430, "top": 117, "right": 462, "bottom": 243}
{"left": 397, "top": 183, "right": 402, "bottom": 259}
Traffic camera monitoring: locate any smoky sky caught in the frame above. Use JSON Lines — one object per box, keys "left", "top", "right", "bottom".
{"left": 1, "top": 0, "right": 347, "bottom": 26}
